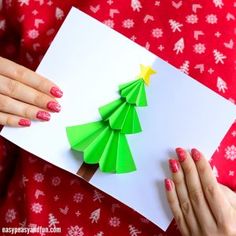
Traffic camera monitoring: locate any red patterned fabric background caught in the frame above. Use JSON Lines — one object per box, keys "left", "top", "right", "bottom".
{"left": 0, "top": 0, "right": 235, "bottom": 235}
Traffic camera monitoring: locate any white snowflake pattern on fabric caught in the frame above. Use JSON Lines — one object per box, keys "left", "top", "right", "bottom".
{"left": 19, "top": 219, "right": 27, "bottom": 227}
{"left": 193, "top": 43, "right": 206, "bottom": 54}
{"left": 75, "top": 210, "right": 81, "bottom": 217}
{"left": 93, "top": 190, "right": 104, "bottom": 202}
{"left": 54, "top": 195, "right": 59, "bottom": 201}
{"left": 59, "top": 205, "right": 69, "bottom": 215}
{"left": 51, "top": 176, "right": 61, "bottom": 186}
{"left": 169, "top": 19, "right": 183, "bottom": 32}
{"left": 34, "top": 189, "right": 45, "bottom": 199}
{"left": 206, "top": 14, "right": 218, "bottom": 24}
{"left": 174, "top": 38, "right": 184, "bottom": 54}
{"left": 21, "top": 175, "right": 29, "bottom": 187}
{"left": 128, "top": 225, "right": 141, "bottom": 236}
{"left": 103, "top": 19, "right": 114, "bottom": 28}
{"left": 31, "top": 203, "right": 43, "bottom": 214}
{"left": 152, "top": 28, "right": 163, "bottom": 38}
{"left": 140, "top": 217, "right": 150, "bottom": 224}
{"left": 224, "top": 39, "right": 234, "bottom": 49}
{"left": 232, "top": 130, "right": 236, "bottom": 137}
{"left": 143, "top": 15, "right": 154, "bottom": 23}
{"left": 67, "top": 225, "right": 84, "bottom": 236}
{"left": 109, "top": 217, "right": 120, "bottom": 227}
{"left": 122, "top": 19, "right": 134, "bottom": 29}
{"left": 94, "top": 232, "right": 104, "bottom": 236}
{"left": 186, "top": 14, "right": 198, "bottom": 24}
{"left": 194, "top": 64, "right": 204, "bottom": 73}
{"left": 5, "top": 209, "right": 17, "bottom": 223}
{"left": 130, "top": 35, "right": 136, "bottom": 41}
{"left": 226, "top": 13, "right": 235, "bottom": 21}
{"left": 179, "top": 60, "right": 189, "bottom": 74}
{"left": 34, "top": 173, "right": 44, "bottom": 182}
{"left": 213, "top": 0, "right": 224, "bottom": 8}
{"left": 217, "top": 77, "right": 228, "bottom": 93}
{"left": 55, "top": 7, "right": 64, "bottom": 20}
{"left": 225, "top": 145, "right": 236, "bottom": 160}
{"left": 18, "top": 0, "right": 29, "bottom": 6}
{"left": 213, "top": 49, "right": 226, "bottom": 64}
{"left": 34, "top": 18, "right": 44, "bottom": 28}
{"left": 73, "top": 193, "right": 84, "bottom": 203}
{"left": 131, "top": 0, "right": 142, "bottom": 12}
{"left": 111, "top": 203, "right": 120, "bottom": 213}
{"left": 28, "top": 29, "right": 39, "bottom": 39}
{"left": 89, "top": 208, "right": 101, "bottom": 223}
{"left": 194, "top": 30, "right": 204, "bottom": 40}
{"left": 48, "top": 213, "right": 60, "bottom": 228}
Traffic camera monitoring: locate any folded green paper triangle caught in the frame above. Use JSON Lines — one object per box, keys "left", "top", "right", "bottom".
{"left": 99, "top": 98, "right": 142, "bottom": 134}
{"left": 66, "top": 65, "right": 156, "bottom": 174}
{"left": 119, "top": 79, "right": 147, "bottom": 106}
{"left": 66, "top": 121, "right": 136, "bottom": 173}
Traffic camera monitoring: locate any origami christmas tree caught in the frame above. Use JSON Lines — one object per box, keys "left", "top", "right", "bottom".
{"left": 66, "top": 65, "right": 156, "bottom": 177}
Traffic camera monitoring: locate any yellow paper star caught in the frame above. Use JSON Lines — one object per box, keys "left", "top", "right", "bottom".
{"left": 138, "top": 64, "right": 156, "bottom": 86}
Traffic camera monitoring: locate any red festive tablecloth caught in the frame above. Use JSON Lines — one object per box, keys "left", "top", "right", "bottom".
{"left": 0, "top": 1, "right": 235, "bottom": 235}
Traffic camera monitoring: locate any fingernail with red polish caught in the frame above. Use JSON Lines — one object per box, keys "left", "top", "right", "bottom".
{"left": 165, "top": 179, "right": 172, "bottom": 191}
{"left": 169, "top": 159, "right": 179, "bottom": 173}
{"left": 36, "top": 111, "right": 51, "bottom": 121}
{"left": 50, "top": 86, "right": 63, "bottom": 98}
{"left": 47, "top": 101, "right": 61, "bottom": 112}
{"left": 176, "top": 147, "right": 186, "bottom": 162}
{"left": 18, "top": 119, "right": 31, "bottom": 127}
{"left": 191, "top": 148, "right": 201, "bottom": 161}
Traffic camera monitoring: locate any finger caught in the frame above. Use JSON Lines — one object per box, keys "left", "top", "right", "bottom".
{"left": 175, "top": 148, "right": 216, "bottom": 231}
{"left": 0, "top": 94, "right": 51, "bottom": 121}
{"left": 0, "top": 57, "right": 63, "bottom": 98}
{"left": 168, "top": 159, "right": 200, "bottom": 234}
{"left": 164, "top": 178, "right": 190, "bottom": 236}
{"left": 0, "top": 112, "right": 31, "bottom": 127}
{"left": 191, "top": 148, "right": 232, "bottom": 223}
{"left": 0, "top": 75, "right": 61, "bottom": 113}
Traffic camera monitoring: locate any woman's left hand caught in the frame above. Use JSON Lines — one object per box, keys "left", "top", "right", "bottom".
{"left": 164, "top": 148, "right": 236, "bottom": 236}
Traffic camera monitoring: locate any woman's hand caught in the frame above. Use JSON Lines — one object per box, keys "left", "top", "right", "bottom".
{"left": 0, "top": 57, "right": 63, "bottom": 127}
{"left": 165, "top": 148, "right": 236, "bottom": 236}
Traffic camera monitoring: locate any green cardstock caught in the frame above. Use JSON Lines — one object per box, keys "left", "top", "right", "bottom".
{"left": 66, "top": 66, "right": 155, "bottom": 174}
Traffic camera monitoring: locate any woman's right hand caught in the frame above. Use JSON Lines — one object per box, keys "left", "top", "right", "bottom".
{"left": 165, "top": 148, "right": 236, "bottom": 236}
{"left": 0, "top": 57, "right": 63, "bottom": 127}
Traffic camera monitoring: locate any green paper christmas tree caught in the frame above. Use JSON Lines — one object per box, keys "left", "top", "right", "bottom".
{"left": 66, "top": 65, "right": 156, "bottom": 177}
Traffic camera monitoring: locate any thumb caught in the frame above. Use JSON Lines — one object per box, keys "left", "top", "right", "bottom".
{"left": 219, "top": 183, "right": 236, "bottom": 209}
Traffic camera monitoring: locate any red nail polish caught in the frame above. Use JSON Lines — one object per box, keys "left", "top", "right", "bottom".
{"left": 176, "top": 147, "right": 186, "bottom": 162}
{"left": 191, "top": 148, "right": 201, "bottom": 161}
{"left": 47, "top": 101, "right": 61, "bottom": 112}
{"left": 18, "top": 119, "right": 31, "bottom": 127}
{"left": 36, "top": 111, "right": 51, "bottom": 121}
{"left": 169, "top": 159, "right": 179, "bottom": 173}
{"left": 164, "top": 179, "right": 172, "bottom": 191}
{"left": 50, "top": 86, "right": 63, "bottom": 98}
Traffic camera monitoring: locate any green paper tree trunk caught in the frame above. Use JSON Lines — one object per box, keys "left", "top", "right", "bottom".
{"left": 66, "top": 77, "right": 149, "bottom": 177}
